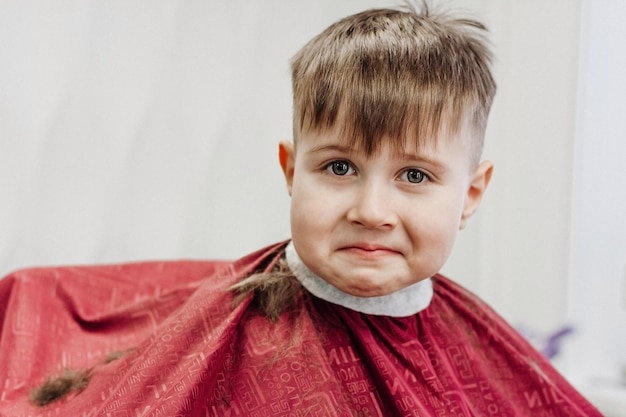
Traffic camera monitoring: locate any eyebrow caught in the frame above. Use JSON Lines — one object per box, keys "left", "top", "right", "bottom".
{"left": 399, "top": 150, "right": 444, "bottom": 165}
{"left": 306, "top": 143, "right": 445, "bottom": 169}
{"left": 305, "top": 144, "right": 353, "bottom": 154}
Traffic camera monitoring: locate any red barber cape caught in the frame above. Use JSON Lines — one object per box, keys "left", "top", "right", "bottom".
{"left": 0, "top": 242, "right": 600, "bottom": 416}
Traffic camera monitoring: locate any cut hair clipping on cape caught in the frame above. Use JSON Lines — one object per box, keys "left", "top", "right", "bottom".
{"left": 29, "top": 348, "right": 134, "bottom": 407}
{"left": 29, "top": 368, "right": 92, "bottom": 407}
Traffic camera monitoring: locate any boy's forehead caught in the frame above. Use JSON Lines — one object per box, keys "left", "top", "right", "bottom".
{"left": 296, "top": 117, "right": 474, "bottom": 158}
{"left": 296, "top": 123, "right": 469, "bottom": 158}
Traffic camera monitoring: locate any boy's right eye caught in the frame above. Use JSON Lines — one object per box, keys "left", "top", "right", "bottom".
{"left": 325, "top": 160, "right": 355, "bottom": 176}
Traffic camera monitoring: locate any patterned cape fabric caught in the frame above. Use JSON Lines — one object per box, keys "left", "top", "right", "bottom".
{"left": 0, "top": 242, "right": 601, "bottom": 416}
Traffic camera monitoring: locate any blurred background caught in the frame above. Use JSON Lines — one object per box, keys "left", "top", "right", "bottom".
{"left": 0, "top": 1, "right": 624, "bottom": 414}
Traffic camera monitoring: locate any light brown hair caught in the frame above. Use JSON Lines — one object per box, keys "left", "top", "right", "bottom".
{"left": 290, "top": 5, "right": 496, "bottom": 164}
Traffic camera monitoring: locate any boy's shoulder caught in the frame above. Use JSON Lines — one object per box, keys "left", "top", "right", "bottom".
{"left": 0, "top": 240, "right": 288, "bottom": 317}
{"left": 430, "top": 272, "right": 513, "bottom": 329}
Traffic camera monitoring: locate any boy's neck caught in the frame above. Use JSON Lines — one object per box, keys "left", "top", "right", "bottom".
{"left": 285, "top": 241, "right": 433, "bottom": 317}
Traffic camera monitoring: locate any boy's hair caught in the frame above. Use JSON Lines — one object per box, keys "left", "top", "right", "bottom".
{"left": 290, "top": 5, "right": 496, "bottom": 164}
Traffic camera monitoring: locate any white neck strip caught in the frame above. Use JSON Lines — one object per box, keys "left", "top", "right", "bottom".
{"left": 285, "top": 242, "right": 433, "bottom": 317}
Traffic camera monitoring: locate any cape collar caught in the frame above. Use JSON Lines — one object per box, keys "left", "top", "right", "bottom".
{"left": 285, "top": 241, "right": 433, "bottom": 317}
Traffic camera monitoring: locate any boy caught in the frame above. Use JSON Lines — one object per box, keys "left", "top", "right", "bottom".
{"left": 0, "top": 5, "right": 601, "bottom": 416}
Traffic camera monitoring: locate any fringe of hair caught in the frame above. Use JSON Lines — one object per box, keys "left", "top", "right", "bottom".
{"left": 230, "top": 258, "right": 303, "bottom": 322}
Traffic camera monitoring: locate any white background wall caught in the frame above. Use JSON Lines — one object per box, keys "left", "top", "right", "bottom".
{"left": 0, "top": 0, "right": 624, "bottom": 413}
{"left": 562, "top": 2, "right": 626, "bottom": 414}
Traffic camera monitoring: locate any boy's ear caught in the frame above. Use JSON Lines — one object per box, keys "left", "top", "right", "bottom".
{"left": 460, "top": 161, "right": 493, "bottom": 230}
{"left": 278, "top": 141, "right": 296, "bottom": 196}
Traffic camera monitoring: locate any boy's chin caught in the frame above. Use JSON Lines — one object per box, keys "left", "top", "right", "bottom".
{"left": 323, "top": 273, "right": 419, "bottom": 298}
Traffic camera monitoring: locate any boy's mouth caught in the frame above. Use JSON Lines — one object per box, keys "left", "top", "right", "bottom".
{"left": 339, "top": 243, "right": 401, "bottom": 258}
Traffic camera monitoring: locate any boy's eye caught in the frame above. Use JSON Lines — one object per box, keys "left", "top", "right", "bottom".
{"left": 402, "top": 169, "right": 427, "bottom": 184}
{"left": 326, "top": 160, "right": 355, "bottom": 176}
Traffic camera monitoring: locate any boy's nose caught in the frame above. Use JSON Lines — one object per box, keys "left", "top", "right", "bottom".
{"left": 346, "top": 181, "right": 397, "bottom": 229}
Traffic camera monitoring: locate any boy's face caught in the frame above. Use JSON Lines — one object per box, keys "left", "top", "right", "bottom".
{"left": 279, "top": 124, "right": 492, "bottom": 297}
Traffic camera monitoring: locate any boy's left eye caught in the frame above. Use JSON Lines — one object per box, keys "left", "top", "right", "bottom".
{"left": 401, "top": 169, "right": 428, "bottom": 184}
